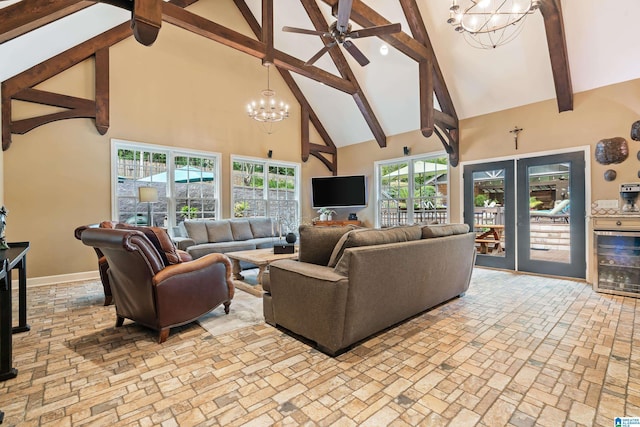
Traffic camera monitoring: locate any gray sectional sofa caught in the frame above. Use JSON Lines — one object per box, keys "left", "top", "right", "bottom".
{"left": 264, "top": 223, "right": 477, "bottom": 356}
{"left": 172, "top": 218, "right": 287, "bottom": 262}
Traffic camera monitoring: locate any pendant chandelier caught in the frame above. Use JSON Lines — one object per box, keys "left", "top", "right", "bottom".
{"left": 246, "top": 64, "right": 289, "bottom": 134}
{"left": 447, "top": 0, "right": 540, "bottom": 49}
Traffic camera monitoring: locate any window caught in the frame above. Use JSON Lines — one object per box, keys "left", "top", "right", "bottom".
{"left": 112, "top": 140, "right": 220, "bottom": 227}
{"left": 231, "top": 156, "right": 300, "bottom": 233}
{"left": 376, "top": 154, "right": 449, "bottom": 227}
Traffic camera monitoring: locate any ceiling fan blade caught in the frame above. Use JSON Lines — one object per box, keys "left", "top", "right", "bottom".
{"left": 349, "top": 23, "right": 402, "bottom": 39}
{"left": 282, "top": 26, "right": 329, "bottom": 37}
{"left": 305, "top": 42, "right": 336, "bottom": 66}
{"left": 335, "top": 0, "right": 353, "bottom": 33}
{"left": 342, "top": 40, "right": 370, "bottom": 66}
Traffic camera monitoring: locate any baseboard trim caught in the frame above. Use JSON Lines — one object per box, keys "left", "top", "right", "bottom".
{"left": 12, "top": 271, "right": 100, "bottom": 289}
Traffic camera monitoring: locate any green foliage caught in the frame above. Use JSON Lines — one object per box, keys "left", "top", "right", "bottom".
{"left": 529, "top": 197, "right": 543, "bottom": 209}
{"left": 234, "top": 201, "right": 249, "bottom": 218}
{"left": 474, "top": 194, "right": 488, "bottom": 207}
{"left": 180, "top": 206, "right": 200, "bottom": 219}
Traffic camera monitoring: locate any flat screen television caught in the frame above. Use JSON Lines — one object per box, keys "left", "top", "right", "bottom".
{"left": 311, "top": 175, "right": 367, "bottom": 208}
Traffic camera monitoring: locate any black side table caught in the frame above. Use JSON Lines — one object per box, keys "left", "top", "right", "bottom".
{"left": 0, "top": 242, "right": 30, "bottom": 381}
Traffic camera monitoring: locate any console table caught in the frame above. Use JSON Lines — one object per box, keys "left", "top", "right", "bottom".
{"left": 0, "top": 241, "right": 30, "bottom": 381}
{"left": 312, "top": 220, "right": 361, "bottom": 227}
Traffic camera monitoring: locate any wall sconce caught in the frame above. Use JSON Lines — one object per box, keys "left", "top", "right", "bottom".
{"left": 403, "top": 146, "right": 410, "bottom": 156}
{"left": 138, "top": 186, "right": 158, "bottom": 226}
{"left": 267, "top": 150, "right": 273, "bottom": 158}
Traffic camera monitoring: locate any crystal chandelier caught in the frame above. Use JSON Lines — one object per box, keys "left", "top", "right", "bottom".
{"left": 447, "top": 0, "right": 540, "bottom": 49}
{"left": 246, "top": 64, "right": 289, "bottom": 134}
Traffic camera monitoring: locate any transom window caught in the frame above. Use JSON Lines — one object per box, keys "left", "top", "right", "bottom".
{"left": 111, "top": 140, "right": 220, "bottom": 227}
{"left": 231, "top": 156, "right": 300, "bottom": 233}
{"left": 376, "top": 154, "right": 449, "bottom": 227}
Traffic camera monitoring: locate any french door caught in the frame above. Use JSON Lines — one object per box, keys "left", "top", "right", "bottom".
{"left": 464, "top": 151, "right": 586, "bottom": 279}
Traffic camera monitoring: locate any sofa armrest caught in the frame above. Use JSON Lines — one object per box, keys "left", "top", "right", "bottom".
{"left": 268, "top": 259, "right": 349, "bottom": 354}
{"left": 172, "top": 236, "right": 195, "bottom": 251}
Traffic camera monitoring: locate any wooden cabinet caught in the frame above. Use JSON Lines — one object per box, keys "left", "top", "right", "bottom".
{"left": 312, "top": 220, "right": 362, "bottom": 227}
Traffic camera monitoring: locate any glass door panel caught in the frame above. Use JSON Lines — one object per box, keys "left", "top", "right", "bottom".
{"left": 464, "top": 161, "right": 515, "bottom": 270}
{"left": 516, "top": 152, "right": 586, "bottom": 278}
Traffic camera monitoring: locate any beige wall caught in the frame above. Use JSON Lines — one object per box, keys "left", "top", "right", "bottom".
{"left": 2, "top": 1, "right": 639, "bottom": 281}
{"left": 2, "top": 11, "right": 337, "bottom": 279}
{"left": 338, "top": 78, "right": 640, "bottom": 282}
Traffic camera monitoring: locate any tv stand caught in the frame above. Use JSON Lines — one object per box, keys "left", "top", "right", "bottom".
{"left": 312, "top": 220, "right": 361, "bottom": 227}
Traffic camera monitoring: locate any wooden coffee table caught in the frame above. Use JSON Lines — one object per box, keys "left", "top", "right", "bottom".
{"left": 226, "top": 247, "right": 298, "bottom": 296}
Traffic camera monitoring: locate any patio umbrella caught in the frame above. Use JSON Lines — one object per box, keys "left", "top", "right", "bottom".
{"left": 138, "top": 165, "right": 214, "bottom": 183}
{"left": 382, "top": 161, "right": 448, "bottom": 178}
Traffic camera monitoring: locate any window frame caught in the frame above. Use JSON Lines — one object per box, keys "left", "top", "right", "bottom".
{"left": 230, "top": 155, "right": 301, "bottom": 228}
{"left": 111, "top": 139, "right": 221, "bottom": 228}
{"left": 374, "top": 152, "right": 450, "bottom": 228}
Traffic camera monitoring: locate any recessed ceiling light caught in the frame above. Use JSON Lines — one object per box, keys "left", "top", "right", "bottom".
{"left": 379, "top": 44, "right": 389, "bottom": 56}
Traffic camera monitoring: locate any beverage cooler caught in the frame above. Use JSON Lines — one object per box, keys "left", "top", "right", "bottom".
{"left": 594, "top": 230, "right": 640, "bottom": 297}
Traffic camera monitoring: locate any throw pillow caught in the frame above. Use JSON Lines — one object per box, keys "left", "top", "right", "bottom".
{"left": 115, "top": 224, "right": 182, "bottom": 266}
{"left": 422, "top": 223, "right": 470, "bottom": 238}
{"left": 249, "top": 217, "right": 274, "bottom": 238}
{"left": 298, "top": 225, "right": 356, "bottom": 266}
{"left": 230, "top": 220, "right": 253, "bottom": 241}
{"left": 206, "top": 220, "right": 233, "bottom": 243}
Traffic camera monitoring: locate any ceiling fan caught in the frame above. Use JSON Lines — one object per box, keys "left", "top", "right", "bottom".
{"left": 282, "top": 0, "right": 401, "bottom": 67}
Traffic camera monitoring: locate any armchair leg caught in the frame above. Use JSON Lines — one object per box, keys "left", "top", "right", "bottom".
{"left": 158, "top": 328, "right": 170, "bottom": 343}
{"left": 115, "top": 316, "right": 124, "bottom": 327}
{"left": 224, "top": 301, "right": 231, "bottom": 314}
{"left": 104, "top": 295, "right": 113, "bottom": 306}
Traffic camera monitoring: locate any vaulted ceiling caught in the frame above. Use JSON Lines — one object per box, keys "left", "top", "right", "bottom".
{"left": 1, "top": 0, "right": 639, "bottom": 164}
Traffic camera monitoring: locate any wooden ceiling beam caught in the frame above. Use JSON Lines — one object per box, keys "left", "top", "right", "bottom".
{"left": 320, "top": 0, "right": 430, "bottom": 63}
{"left": 131, "top": 0, "right": 163, "bottom": 46}
{"left": 0, "top": 0, "right": 94, "bottom": 45}
{"left": 261, "top": 0, "right": 274, "bottom": 65}
{"left": 300, "top": 0, "right": 386, "bottom": 148}
{"left": 233, "top": 0, "right": 338, "bottom": 174}
{"left": 161, "top": 3, "right": 355, "bottom": 95}
{"left": 539, "top": 0, "right": 573, "bottom": 112}
{"left": 2, "top": 22, "right": 131, "bottom": 97}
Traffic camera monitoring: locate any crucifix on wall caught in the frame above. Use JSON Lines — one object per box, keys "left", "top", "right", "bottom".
{"left": 510, "top": 126, "right": 523, "bottom": 150}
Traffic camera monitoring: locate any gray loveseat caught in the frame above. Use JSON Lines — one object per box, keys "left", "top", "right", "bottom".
{"left": 173, "top": 218, "right": 287, "bottom": 262}
{"left": 264, "top": 223, "right": 476, "bottom": 356}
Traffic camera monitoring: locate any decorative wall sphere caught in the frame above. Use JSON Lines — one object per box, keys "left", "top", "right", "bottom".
{"left": 604, "top": 169, "right": 617, "bottom": 181}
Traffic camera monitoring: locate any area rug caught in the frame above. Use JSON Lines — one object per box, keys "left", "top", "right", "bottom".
{"left": 197, "top": 271, "right": 263, "bottom": 337}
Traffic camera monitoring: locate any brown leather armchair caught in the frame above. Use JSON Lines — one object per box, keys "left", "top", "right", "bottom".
{"left": 80, "top": 227, "right": 234, "bottom": 343}
{"left": 75, "top": 222, "right": 192, "bottom": 306}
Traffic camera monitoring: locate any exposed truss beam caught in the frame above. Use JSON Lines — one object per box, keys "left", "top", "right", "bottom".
{"left": 398, "top": 0, "right": 459, "bottom": 166}
{"left": 131, "top": 0, "right": 163, "bottom": 46}
{"left": 300, "top": 0, "right": 386, "bottom": 148}
{"left": 2, "top": 24, "right": 128, "bottom": 150}
{"left": 0, "top": 0, "right": 94, "bottom": 45}
{"left": 261, "top": 0, "right": 274, "bottom": 65}
{"left": 233, "top": 0, "right": 338, "bottom": 174}
{"left": 160, "top": 3, "right": 355, "bottom": 95}
{"left": 539, "top": 0, "right": 573, "bottom": 112}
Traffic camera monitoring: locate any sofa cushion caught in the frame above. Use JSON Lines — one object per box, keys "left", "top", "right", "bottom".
{"left": 230, "top": 220, "right": 253, "bottom": 241}
{"left": 115, "top": 224, "right": 182, "bottom": 266}
{"left": 328, "top": 225, "right": 421, "bottom": 267}
{"left": 422, "top": 223, "right": 470, "bottom": 239}
{"left": 186, "top": 241, "right": 256, "bottom": 259}
{"left": 249, "top": 217, "right": 273, "bottom": 238}
{"left": 299, "top": 225, "right": 357, "bottom": 266}
{"left": 183, "top": 221, "right": 208, "bottom": 244}
{"left": 206, "top": 220, "right": 233, "bottom": 243}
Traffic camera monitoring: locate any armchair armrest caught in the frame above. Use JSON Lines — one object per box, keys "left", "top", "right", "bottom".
{"left": 153, "top": 253, "right": 234, "bottom": 324}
